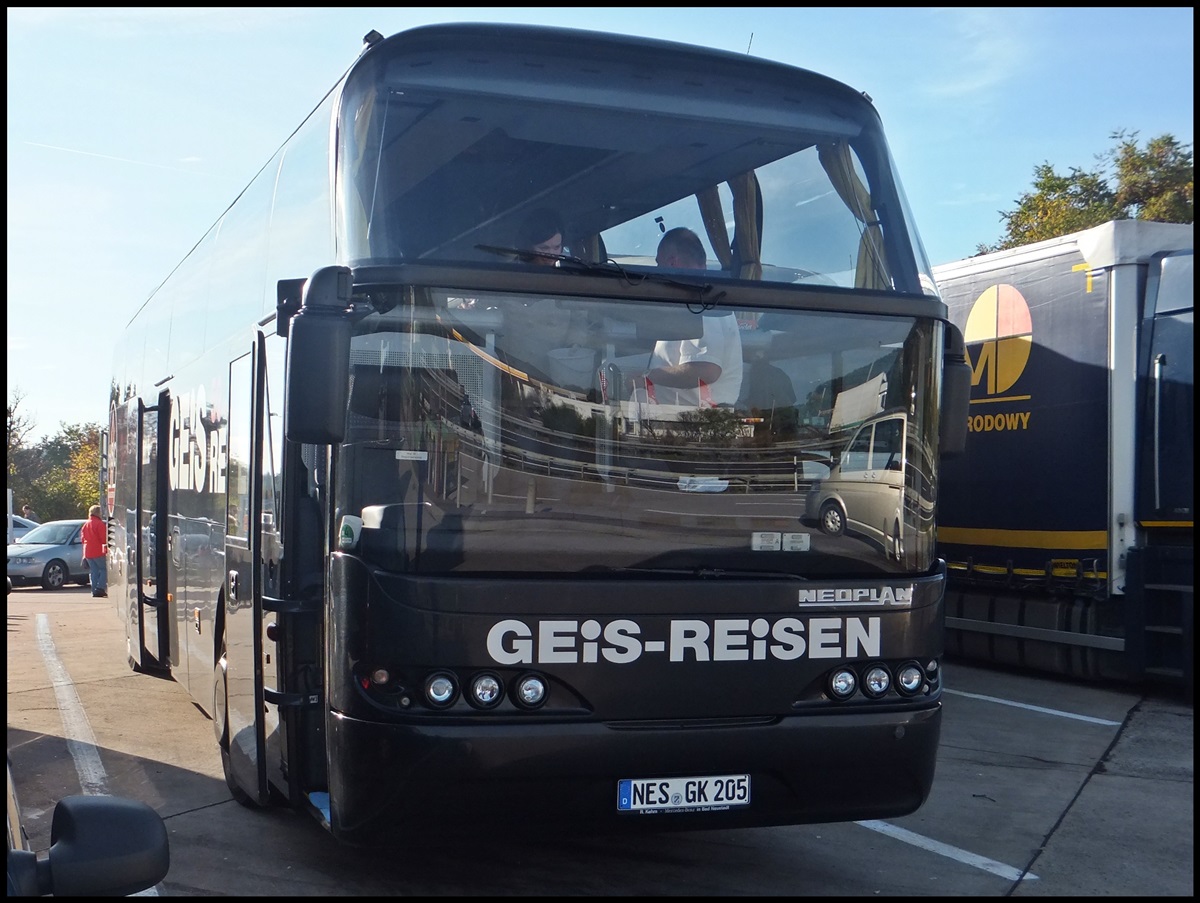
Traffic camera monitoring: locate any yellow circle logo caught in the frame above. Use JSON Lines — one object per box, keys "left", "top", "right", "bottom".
{"left": 963, "top": 284, "right": 1033, "bottom": 395}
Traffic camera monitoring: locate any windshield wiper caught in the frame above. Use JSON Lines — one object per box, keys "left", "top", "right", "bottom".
{"left": 473, "top": 244, "right": 720, "bottom": 299}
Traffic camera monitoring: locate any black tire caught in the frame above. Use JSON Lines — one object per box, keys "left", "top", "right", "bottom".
{"left": 40, "top": 559, "right": 69, "bottom": 590}
{"left": 819, "top": 500, "right": 845, "bottom": 537}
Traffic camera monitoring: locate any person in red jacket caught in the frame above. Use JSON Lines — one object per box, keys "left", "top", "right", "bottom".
{"left": 81, "top": 504, "right": 108, "bottom": 598}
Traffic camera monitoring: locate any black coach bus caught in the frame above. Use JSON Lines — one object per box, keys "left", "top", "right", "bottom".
{"left": 103, "top": 22, "right": 970, "bottom": 846}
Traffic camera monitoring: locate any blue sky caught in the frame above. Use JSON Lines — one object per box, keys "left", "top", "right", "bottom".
{"left": 6, "top": 7, "right": 1193, "bottom": 441}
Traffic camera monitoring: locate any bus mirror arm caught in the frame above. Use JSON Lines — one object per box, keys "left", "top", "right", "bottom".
{"left": 285, "top": 265, "right": 353, "bottom": 445}
{"left": 939, "top": 322, "right": 970, "bottom": 457}
{"left": 275, "top": 277, "right": 308, "bottom": 337}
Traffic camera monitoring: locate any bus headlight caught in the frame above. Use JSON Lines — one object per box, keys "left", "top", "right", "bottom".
{"left": 468, "top": 673, "right": 503, "bottom": 709}
{"left": 862, "top": 665, "right": 891, "bottom": 698}
{"left": 896, "top": 662, "right": 924, "bottom": 695}
{"left": 513, "top": 674, "right": 547, "bottom": 708}
{"left": 828, "top": 668, "right": 857, "bottom": 700}
{"left": 424, "top": 672, "right": 458, "bottom": 708}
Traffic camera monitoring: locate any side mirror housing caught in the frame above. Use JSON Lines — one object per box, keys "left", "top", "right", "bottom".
{"left": 285, "top": 266, "right": 353, "bottom": 444}
{"left": 939, "top": 322, "right": 970, "bottom": 457}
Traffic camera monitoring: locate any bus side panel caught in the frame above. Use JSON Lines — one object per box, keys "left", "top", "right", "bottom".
{"left": 156, "top": 351, "right": 234, "bottom": 711}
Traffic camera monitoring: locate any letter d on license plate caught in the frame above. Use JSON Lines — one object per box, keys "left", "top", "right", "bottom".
{"left": 617, "top": 775, "right": 750, "bottom": 811}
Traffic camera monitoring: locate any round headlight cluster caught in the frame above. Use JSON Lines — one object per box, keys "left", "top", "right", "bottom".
{"left": 827, "top": 660, "right": 931, "bottom": 701}
{"left": 418, "top": 670, "right": 549, "bottom": 711}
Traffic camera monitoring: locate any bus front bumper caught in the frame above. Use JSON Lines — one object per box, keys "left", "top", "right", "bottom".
{"left": 322, "top": 703, "right": 941, "bottom": 846}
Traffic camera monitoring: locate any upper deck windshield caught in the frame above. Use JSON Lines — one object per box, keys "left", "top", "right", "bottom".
{"left": 336, "top": 24, "right": 938, "bottom": 296}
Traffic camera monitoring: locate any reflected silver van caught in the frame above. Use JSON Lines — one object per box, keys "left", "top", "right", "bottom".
{"left": 806, "top": 410, "right": 909, "bottom": 560}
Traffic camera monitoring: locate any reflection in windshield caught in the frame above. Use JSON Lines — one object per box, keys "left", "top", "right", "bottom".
{"left": 333, "top": 287, "right": 939, "bottom": 578}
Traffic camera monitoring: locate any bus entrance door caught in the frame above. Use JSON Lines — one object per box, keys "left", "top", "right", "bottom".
{"left": 218, "top": 342, "right": 271, "bottom": 806}
{"left": 130, "top": 396, "right": 168, "bottom": 673}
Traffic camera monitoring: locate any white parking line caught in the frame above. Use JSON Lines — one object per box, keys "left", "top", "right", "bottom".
{"left": 35, "top": 613, "right": 108, "bottom": 795}
{"left": 856, "top": 819, "right": 1039, "bottom": 882}
{"left": 944, "top": 688, "right": 1123, "bottom": 726}
{"left": 35, "top": 613, "right": 162, "bottom": 897}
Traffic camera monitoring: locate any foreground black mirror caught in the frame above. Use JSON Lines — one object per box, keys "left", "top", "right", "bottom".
{"left": 7, "top": 776, "right": 169, "bottom": 897}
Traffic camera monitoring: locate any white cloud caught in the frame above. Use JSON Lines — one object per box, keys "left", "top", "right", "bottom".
{"left": 919, "top": 8, "right": 1033, "bottom": 99}
{"left": 23, "top": 141, "right": 208, "bottom": 174}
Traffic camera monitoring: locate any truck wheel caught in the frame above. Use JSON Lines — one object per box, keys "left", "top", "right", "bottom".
{"left": 819, "top": 501, "right": 845, "bottom": 536}
{"left": 40, "top": 560, "right": 69, "bottom": 590}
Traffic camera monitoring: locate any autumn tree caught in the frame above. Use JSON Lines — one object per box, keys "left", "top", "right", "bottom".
{"left": 7, "top": 391, "right": 41, "bottom": 514}
{"left": 7, "top": 390, "right": 102, "bottom": 521}
{"left": 979, "top": 130, "right": 1193, "bottom": 253}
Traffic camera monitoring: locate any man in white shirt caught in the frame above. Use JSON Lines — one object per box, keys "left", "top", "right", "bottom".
{"left": 631, "top": 227, "right": 743, "bottom": 407}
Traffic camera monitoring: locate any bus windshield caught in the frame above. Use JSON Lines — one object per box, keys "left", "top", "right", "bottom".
{"left": 336, "top": 26, "right": 937, "bottom": 296}
{"left": 335, "top": 284, "right": 940, "bottom": 577}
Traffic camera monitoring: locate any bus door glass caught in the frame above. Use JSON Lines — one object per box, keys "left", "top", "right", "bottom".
{"left": 133, "top": 398, "right": 165, "bottom": 669}
{"left": 222, "top": 346, "right": 268, "bottom": 804}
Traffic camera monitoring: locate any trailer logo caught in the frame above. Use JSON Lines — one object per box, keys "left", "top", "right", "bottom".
{"left": 963, "top": 284, "right": 1033, "bottom": 433}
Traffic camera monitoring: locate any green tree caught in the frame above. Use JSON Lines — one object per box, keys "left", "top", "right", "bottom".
{"left": 1110, "top": 131, "right": 1194, "bottom": 223}
{"left": 979, "top": 130, "right": 1193, "bottom": 254}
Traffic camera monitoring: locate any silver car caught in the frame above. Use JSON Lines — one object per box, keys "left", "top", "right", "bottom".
{"left": 7, "top": 514, "right": 38, "bottom": 544}
{"left": 6, "top": 519, "right": 89, "bottom": 590}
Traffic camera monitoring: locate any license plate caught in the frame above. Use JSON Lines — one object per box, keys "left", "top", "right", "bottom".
{"left": 618, "top": 775, "right": 751, "bottom": 812}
